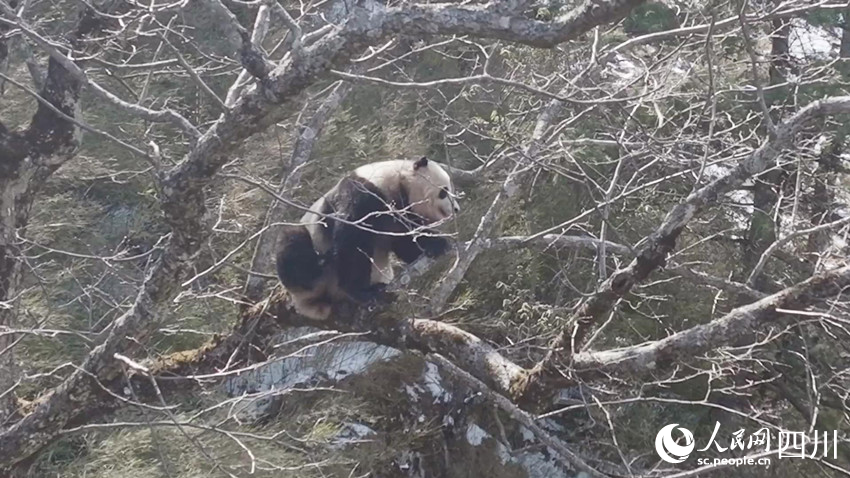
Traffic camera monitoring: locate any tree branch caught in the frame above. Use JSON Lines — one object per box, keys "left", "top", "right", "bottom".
{"left": 515, "top": 95, "right": 850, "bottom": 404}
{"left": 747, "top": 215, "right": 850, "bottom": 287}
{"left": 572, "top": 264, "right": 850, "bottom": 375}
{"left": 0, "top": 15, "right": 202, "bottom": 140}
{"left": 429, "top": 354, "right": 609, "bottom": 478}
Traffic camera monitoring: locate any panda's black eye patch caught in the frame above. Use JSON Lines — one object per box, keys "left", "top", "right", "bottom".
{"left": 438, "top": 188, "right": 448, "bottom": 199}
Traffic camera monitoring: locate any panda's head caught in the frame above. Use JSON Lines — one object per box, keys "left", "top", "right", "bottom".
{"left": 406, "top": 156, "right": 459, "bottom": 223}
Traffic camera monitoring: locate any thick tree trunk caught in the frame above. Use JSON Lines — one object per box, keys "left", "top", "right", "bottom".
{"left": 0, "top": 18, "right": 90, "bottom": 423}
{"left": 740, "top": 7, "right": 790, "bottom": 293}
{"left": 841, "top": 9, "right": 850, "bottom": 59}
{"left": 0, "top": 161, "right": 31, "bottom": 423}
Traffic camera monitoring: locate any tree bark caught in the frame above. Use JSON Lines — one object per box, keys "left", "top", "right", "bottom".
{"left": 739, "top": 3, "right": 790, "bottom": 293}
{"left": 0, "top": 10, "right": 103, "bottom": 420}
{"left": 571, "top": 264, "right": 850, "bottom": 375}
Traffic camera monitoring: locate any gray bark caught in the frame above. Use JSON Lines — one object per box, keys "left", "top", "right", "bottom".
{"left": 0, "top": 5, "right": 107, "bottom": 423}
{"left": 572, "top": 264, "right": 850, "bottom": 375}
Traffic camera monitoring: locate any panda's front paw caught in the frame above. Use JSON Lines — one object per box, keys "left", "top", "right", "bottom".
{"left": 418, "top": 236, "right": 450, "bottom": 258}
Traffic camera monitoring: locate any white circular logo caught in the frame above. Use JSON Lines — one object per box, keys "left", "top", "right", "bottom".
{"left": 655, "top": 424, "right": 695, "bottom": 463}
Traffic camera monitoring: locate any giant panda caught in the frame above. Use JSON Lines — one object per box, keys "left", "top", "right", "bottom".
{"left": 276, "top": 157, "right": 460, "bottom": 320}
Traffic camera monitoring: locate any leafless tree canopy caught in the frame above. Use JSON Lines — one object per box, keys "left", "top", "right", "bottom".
{"left": 2, "top": 0, "right": 850, "bottom": 476}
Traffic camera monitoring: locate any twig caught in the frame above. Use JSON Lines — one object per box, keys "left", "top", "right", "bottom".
{"left": 738, "top": 0, "right": 776, "bottom": 133}
{"left": 330, "top": 69, "right": 657, "bottom": 106}
{"left": 0, "top": 71, "right": 151, "bottom": 159}
{"left": 161, "top": 35, "right": 228, "bottom": 113}
{"left": 0, "top": 16, "right": 201, "bottom": 139}
{"left": 747, "top": 215, "right": 850, "bottom": 286}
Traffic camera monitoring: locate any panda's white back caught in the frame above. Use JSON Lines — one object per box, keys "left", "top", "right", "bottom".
{"left": 353, "top": 160, "right": 407, "bottom": 194}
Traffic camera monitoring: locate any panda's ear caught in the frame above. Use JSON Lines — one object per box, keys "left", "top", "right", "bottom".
{"left": 413, "top": 156, "right": 429, "bottom": 170}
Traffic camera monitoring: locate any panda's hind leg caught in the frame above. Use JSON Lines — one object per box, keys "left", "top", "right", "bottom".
{"left": 276, "top": 225, "right": 323, "bottom": 291}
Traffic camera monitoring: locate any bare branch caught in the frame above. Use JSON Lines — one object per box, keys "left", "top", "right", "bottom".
{"left": 268, "top": 0, "right": 302, "bottom": 54}
{"left": 0, "top": 16, "right": 201, "bottom": 139}
{"left": 738, "top": 0, "right": 775, "bottom": 133}
{"left": 747, "top": 215, "right": 850, "bottom": 286}
{"left": 668, "top": 264, "right": 768, "bottom": 300}
{"left": 0, "top": 71, "right": 151, "bottom": 159}
{"left": 224, "top": 3, "right": 271, "bottom": 107}
{"left": 330, "top": 69, "right": 646, "bottom": 105}
{"left": 573, "top": 264, "right": 850, "bottom": 375}
{"left": 161, "top": 35, "right": 228, "bottom": 114}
